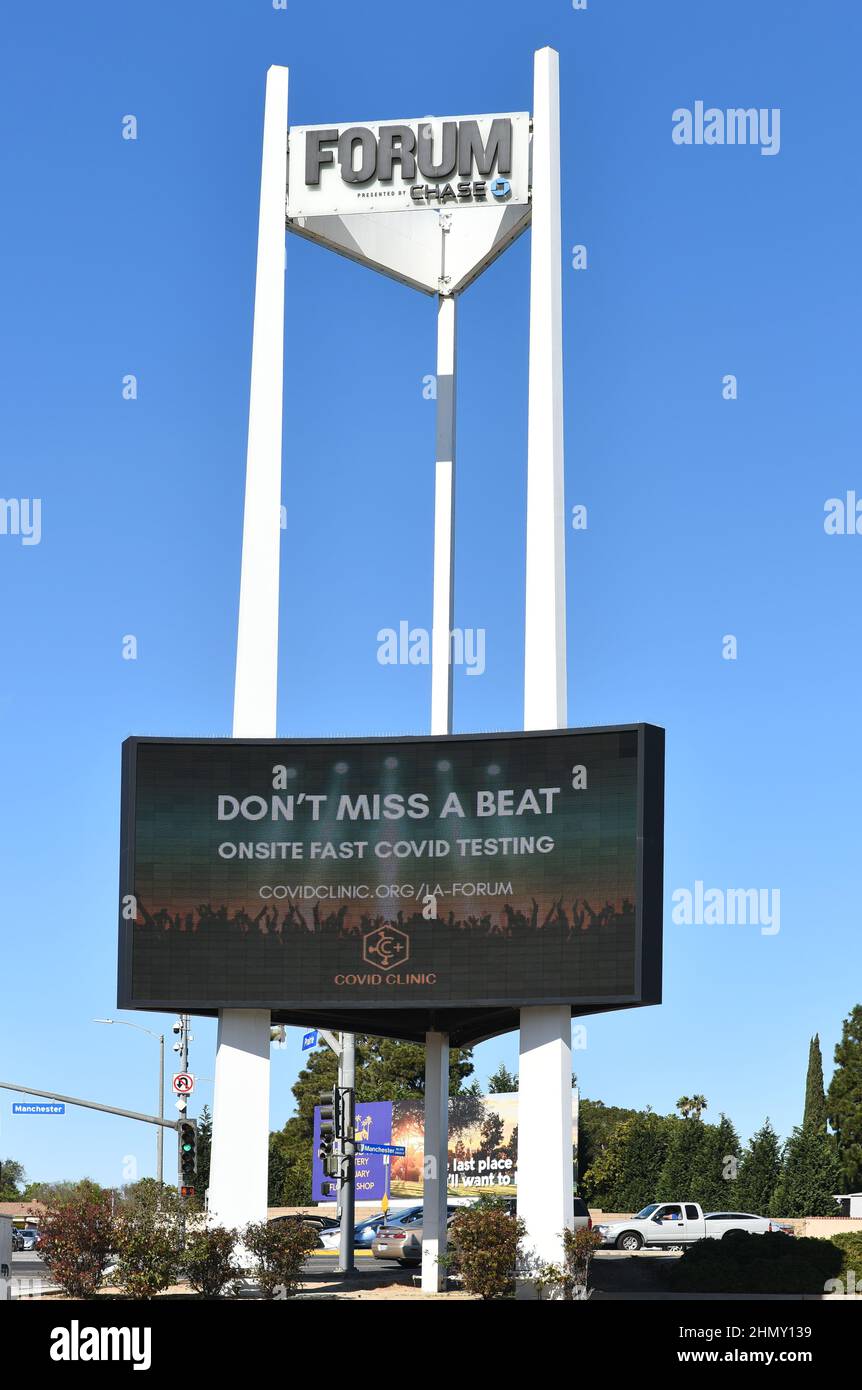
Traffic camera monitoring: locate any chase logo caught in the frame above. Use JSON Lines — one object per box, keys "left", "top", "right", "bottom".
{"left": 490, "top": 177, "right": 511, "bottom": 200}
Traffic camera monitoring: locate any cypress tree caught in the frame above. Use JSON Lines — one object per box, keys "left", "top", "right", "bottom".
{"left": 771, "top": 1126, "right": 841, "bottom": 1218}
{"left": 803, "top": 1034, "right": 827, "bottom": 1135}
{"left": 734, "top": 1119, "right": 782, "bottom": 1214}
{"left": 692, "top": 1114, "right": 742, "bottom": 1210}
{"left": 656, "top": 1117, "right": 706, "bottom": 1201}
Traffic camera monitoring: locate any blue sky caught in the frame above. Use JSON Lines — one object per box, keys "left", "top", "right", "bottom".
{"left": 2, "top": 0, "right": 861, "bottom": 1190}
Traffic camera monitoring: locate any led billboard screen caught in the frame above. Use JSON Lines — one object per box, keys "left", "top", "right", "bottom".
{"left": 118, "top": 726, "right": 663, "bottom": 1045}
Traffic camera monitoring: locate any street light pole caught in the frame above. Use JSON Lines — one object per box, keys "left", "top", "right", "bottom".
{"left": 93, "top": 1019, "right": 166, "bottom": 1184}
{"left": 158, "top": 1032, "right": 165, "bottom": 1184}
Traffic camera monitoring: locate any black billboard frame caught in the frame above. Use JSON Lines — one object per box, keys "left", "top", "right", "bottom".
{"left": 118, "top": 723, "right": 664, "bottom": 1047}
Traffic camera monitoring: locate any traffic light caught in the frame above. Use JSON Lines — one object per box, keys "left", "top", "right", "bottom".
{"left": 318, "top": 1089, "right": 339, "bottom": 1177}
{"left": 178, "top": 1119, "right": 197, "bottom": 1189}
{"left": 338, "top": 1085, "right": 355, "bottom": 1144}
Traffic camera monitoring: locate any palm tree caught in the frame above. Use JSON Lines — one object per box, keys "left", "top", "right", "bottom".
{"left": 676, "top": 1095, "right": 708, "bottom": 1121}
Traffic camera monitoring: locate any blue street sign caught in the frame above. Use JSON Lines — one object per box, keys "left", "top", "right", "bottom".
{"left": 302, "top": 1029, "right": 318, "bottom": 1051}
{"left": 360, "top": 1143, "right": 406, "bottom": 1157}
{"left": 12, "top": 1102, "right": 65, "bottom": 1116}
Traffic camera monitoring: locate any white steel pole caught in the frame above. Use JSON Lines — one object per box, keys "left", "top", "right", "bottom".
{"left": 518, "top": 46, "right": 574, "bottom": 1293}
{"left": 208, "top": 64, "right": 289, "bottom": 1233}
{"left": 430, "top": 292, "right": 457, "bottom": 737}
{"left": 421, "top": 1030, "right": 450, "bottom": 1292}
{"left": 423, "top": 289, "right": 456, "bottom": 1291}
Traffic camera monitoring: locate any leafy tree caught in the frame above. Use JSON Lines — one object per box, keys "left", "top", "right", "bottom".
{"left": 734, "top": 1119, "right": 783, "bottom": 1214}
{"left": 487, "top": 1064, "right": 518, "bottom": 1093}
{"left": 22, "top": 1178, "right": 103, "bottom": 1206}
{"left": 577, "top": 1099, "right": 641, "bottom": 1181}
{"left": 0, "top": 1158, "right": 25, "bottom": 1200}
{"left": 583, "top": 1111, "right": 674, "bottom": 1211}
{"left": 771, "top": 1126, "right": 842, "bottom": 1218}
{"left": 826, "top": 1004, "right": 862, "bottom": 1189}
{"left": 803, "top": 1035, "right": 828, "bottom": 1136}
{"left": 38, "top": 1189, "right": 115, "bottom": 1299}
{"left": 195, "top": 1106, "right": 213, "bottom": 1195}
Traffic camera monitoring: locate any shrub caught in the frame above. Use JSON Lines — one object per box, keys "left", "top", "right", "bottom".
{"left": 669, "top": 1231, "right": 843, "bottom": 1294}
{"left": 447, "top": 1204, "right": 525, "bottom": 1300}
{"left": 183, "top": 1225, "right": 243, "bottom": 1298}
{"left": 829, "top": 1232, "right": 862, "bottom": 1283}
{"left": 38, "top": 1192, "right": 115, "bottom": 1299}
{"left": 537, "top": 1225, "right": 604, "bottom": 1300}
{"left": 114, "top": 1183, "right": 183, "bottom": 1299}
{"left": 244, "top": 1219, "right": 318, "bottom": 1299}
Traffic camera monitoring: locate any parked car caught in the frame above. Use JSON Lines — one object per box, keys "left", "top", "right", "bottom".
{"left": 269, "top": 1212, "right": 339, "bottom": 1247}
{"left": 596, "top": 1202, "right": 789, "bottom": 1250}
{"left": 372, "top": 1205, "right": 463, "bottom": 1265}
{"left": 12, "top": 1227, "right": 39, "bottom": 1252}
{"left": 572, "top": 1195, "right": 592, "bottom": 1230}
{"left": 319, "top": 1205, "right": 424, "bottom": 1250}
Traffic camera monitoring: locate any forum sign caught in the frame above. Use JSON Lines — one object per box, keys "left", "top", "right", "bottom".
{"left": 286, "top": 109, "right": 534, "bottom": 294}
{"left": 118, "top": 726, "right": 664, "bottom": 1046}
{"left": 288, "top": 113, "right": 531, "bottom": 216}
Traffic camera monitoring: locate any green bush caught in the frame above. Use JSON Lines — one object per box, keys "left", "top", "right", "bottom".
{"left": 829, "top": 1232, "right": 862, "bottom": 1281}
{"left": 447, "top": 1205, "right": 525, "bottom": 1300}
{"left": 183, "top": 1225, "right": 243, "bottom": 1298}
{"left": 244, "top": 1219, "right": 318, "bottom": 1299}
{"left": 114, "top": 1184, "right": 183, "bottom": 1299}
{"left": 537, "top": 1225, "right": 604, "bottom": 1300}
{"left": 38, "top": 1192, "right": 115, "bottom": 1299}
{"left": 669, "top": 1231, "right": 843, "bottom": 1294}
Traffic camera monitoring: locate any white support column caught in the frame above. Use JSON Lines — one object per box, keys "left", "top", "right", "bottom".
{"left": 233, "top": 64, "right": 288, "bottom": 740}
{"left": 524, "top": 46, "right": 566, "bottom": 732}
{"left": 517, "top": 1007, "right": 574, "bottom": 1276}
{"left": 431, "top": 293, "right": 457, "bottom": 737}
{"left": 421, "top": 1030, "right": 450, "bottom": 1292}
{"left": 426, "top": 292, "right": 455, "bottom": 1290}
{"left": 208, "top": 1010, "right": 273, "bottom": 1230}
{"left": 209, "top": 65, "right": 289, "bottom": 1234}
{"left": 518, "top": 47, "right": 572, "bottom": 1295}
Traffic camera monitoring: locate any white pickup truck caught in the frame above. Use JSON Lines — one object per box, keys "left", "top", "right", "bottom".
{"left": 596, "top": 1202, "right": 790, "bottom": 1250}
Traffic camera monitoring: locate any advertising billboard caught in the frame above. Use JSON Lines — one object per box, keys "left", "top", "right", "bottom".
{"left": 311, "top": 1092, "right": 579, "bottom": 1203}
{"left": 118, "top": 725, "right": 663, "bottom": 1045}
{"left": 312, "top": 1100, "right": 392, "bottom": 1203}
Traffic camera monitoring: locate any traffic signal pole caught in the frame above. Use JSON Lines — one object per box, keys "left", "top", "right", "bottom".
{"left": 337, "top": 1033, "right": 356, "bottom": 1275}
